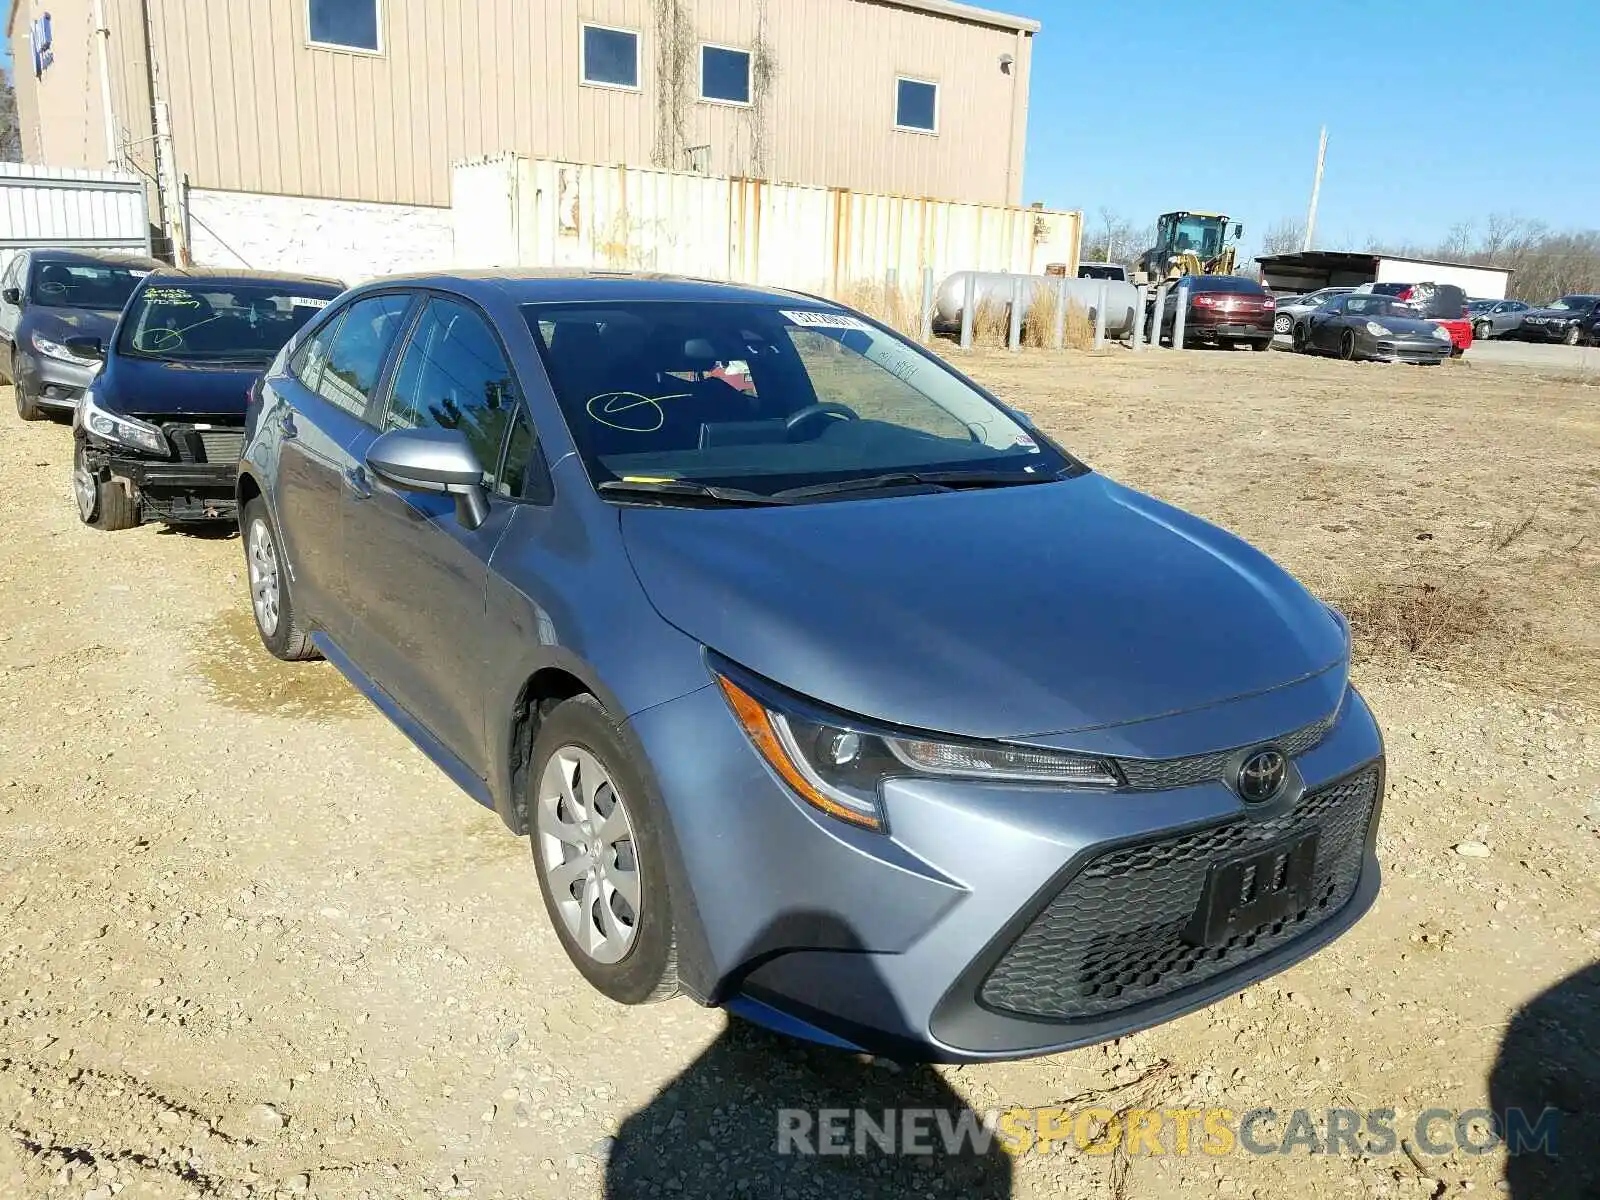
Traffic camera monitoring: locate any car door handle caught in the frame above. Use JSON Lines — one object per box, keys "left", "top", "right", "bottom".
{"left": 277, "top": 410, "right": 299, "bottom": 440}
{"left": 344, "top": 465, "right": 372, "bottom": 500}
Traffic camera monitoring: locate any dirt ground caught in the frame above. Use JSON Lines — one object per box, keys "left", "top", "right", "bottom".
{"left": 1, "top": 348, "right": 1596, "bottom": 1200}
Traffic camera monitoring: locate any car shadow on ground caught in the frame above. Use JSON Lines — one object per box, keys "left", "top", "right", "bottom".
{"left": 1488, "top": 959, "right": 1599, "bottom": 1199}
{"left": 604, "top": 915, "right": 1013, "bottom": 1199}
{"left": 155, "top": 523, "right": 238, "bottom": 540}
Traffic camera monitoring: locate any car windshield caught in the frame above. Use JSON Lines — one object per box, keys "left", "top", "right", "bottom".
{"left": 117, "top": 282, "right": 335, "bottom": 364}
{"left": 523, "top": 301, "right": 1069, "bottom": 498}
{"left": 30, "top": 261, "right": 149, "bottom": 310}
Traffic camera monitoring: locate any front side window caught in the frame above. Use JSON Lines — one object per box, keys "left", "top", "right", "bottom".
{"left": 701, "top": 45, "right": 751, "bottom": 104}
{"left": 30, "top": 260, "right": 149, "bottom": 310}
{"left": 313, "top": 292, "right": 411, "bottom": 416}
{"left": 384, "top": 298, "right": 518, "bottom": 488}
{"left": 309, "top": 0, "right": 379, "bottom": 51}
{"left": 582, "top": 24, "right": 639, "bottom": 89}
{"left": 895, "top": 77, "right": 938, "bottom": 132}
{"left": 118, "top": 282, "right": 339, "bottom": 366}
{"left": 524, "top": 301, "right": 1067, "bottom": 498}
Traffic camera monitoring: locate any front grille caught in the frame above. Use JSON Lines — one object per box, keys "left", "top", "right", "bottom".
{"left": 1116, "top": 710, "right": 1336, "bottom": 791}
{"left": 163, "top": 424, "right": 245, "bottom": 464}
{"left": 979, "top": 765, "right": 1379, "bottom": 1021}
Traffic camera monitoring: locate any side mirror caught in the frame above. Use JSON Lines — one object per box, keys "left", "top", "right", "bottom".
{"left": 1232, "top": 223, "right": 1244, "bottom": 239}
{"left": 1, "top": 287, "right": 20, "bottom": 306}
{"left": 365, "top": 427, "right": 490, "bottom": 530}
{"left": 63, "top": 335, "right": 106, "bottom": 361}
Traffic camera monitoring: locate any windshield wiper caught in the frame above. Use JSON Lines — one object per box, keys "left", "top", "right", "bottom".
{"left": 773, "top": 469, "right": 1063, "bottom": 501}
{"left": 597, "top": 479, "right": 791, "bottom": 506}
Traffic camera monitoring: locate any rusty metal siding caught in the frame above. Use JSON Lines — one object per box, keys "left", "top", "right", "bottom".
{"left": 108, "top": 0, "right": 1029, "bottom": 209}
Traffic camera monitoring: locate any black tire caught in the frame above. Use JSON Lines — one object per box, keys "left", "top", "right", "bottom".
{"left": 241, "top": 497, "right": 319, "bottom": 661}
{"left": 14, "top": 355, "right": 43, "bottom": 421}
{"left": 1291, "top": 323, "right": 1309, "bottom": 353}
{"left": 1338, "top": 330, "right": 1358, "bottom": 361}
{"left": 1564, "top": 324, "right": 1582, "bottom": 347}
{"left": 1474, "top": 321, "right": 1491, "bottom": 340}
{"left": 73, "top": 437, "right": 140, "bottom": 530}
{"left": 528, "top": 694, "right": 680, "bottom": 1005}
{"left": 1251, "top": 338, "right": 1271, "bottom": 352}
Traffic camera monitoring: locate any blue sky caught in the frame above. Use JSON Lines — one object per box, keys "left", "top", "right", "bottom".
{"left": 1011, "top": 0, "right": 1598, "bottom": 258}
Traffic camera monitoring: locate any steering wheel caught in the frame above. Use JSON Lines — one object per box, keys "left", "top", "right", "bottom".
{"left": 785, "top": 402, "right": 859, "bottom": 440}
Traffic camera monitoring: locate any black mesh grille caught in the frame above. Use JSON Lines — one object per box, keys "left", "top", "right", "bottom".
{"left": 979, "top": 766, "right": 1379, "bottom": 1021}
{"left": 1115, "top": 710, "right": 1336, "bottom": 791}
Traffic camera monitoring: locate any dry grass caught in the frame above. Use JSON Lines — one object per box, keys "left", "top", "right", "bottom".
{"left": 835, "top": 280, "right": 926, "bottom": 339}
{"left": 1335, "top": 577, "right": 1504, "bottom": 661}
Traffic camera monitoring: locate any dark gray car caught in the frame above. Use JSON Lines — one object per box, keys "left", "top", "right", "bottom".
{"left": 237, "top": 271, "right": 1384, "bottom": 1062}
{"left": 0, "top": 248, "right": 164, "bottom": 420}
{"left": 1292, "top": 293, "right": 1452, "bottom": 363}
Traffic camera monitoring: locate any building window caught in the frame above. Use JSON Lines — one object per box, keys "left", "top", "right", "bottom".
{"left": 582, "top": 24, "right": 640, "bottom": 90}
{"left": 308, "top": 0, "right": 381, "bottom": 52}
{"left": 700, "top": 44, "right": 751, "bottom": 105}
{"left": 895, "top": 77, "right": 938, "bottom": 133}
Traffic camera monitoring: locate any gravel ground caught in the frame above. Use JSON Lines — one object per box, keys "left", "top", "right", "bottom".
{"left": 1, "top": 349, "right": 1596, "bottom": 1200}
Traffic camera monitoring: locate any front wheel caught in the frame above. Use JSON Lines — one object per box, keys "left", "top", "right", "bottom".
{"left": 1564, "top": 324, "right": 1582, "bottom": 346}
{"left": 1474, "top": 321, "right": 1491, "bottom": 340}
{"left": 14, "top": 356, "right": 43, "bottom": 421}
{"left": 73, "top": 439, "right": 140, "bottom": 530}
{"left": 241, "top": 497, "right": 319, "bottom": 660}
{"left": 1338, "top": 330, "right": 1358, "bottom": 361}
{"left": 1292, "top": 324, "right": 1309, "bottom": 353}
{"left": 529, "top": 695, "right": 679, "bottom": 1005}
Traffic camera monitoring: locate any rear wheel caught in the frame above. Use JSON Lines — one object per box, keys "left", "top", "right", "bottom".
{"left": 242, "top": 497, "right": 319, "bottom": 660}
{"left": 73, "top": 439, "right": 140, "bottom": 530}
{"left": 13, "top": 355, "right": 42, "bottom": 421}
{"left": 529, "top": 695, "right": 679, "bottom": 1005}
{"left": 1251, "top": 338, "right": 1272, "bottom": 352}
{"left": 1273, "top": 314, "right": 1291, "bottom": 335}
{"left": 1338, "top": 330, "right": 1358, "bottom": 361}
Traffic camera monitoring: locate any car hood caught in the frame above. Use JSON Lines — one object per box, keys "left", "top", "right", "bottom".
{"left": 28, "top": 306, "right": 118, "bottom": 342}
{"left": 98, "top": 354, "right": 265, "bottom": 418}
{"left": 619, "top": 474, "right": 1348, "bottom": 741}
{"left": 1521, "top": 307, "right": 1586, "bottom": 320}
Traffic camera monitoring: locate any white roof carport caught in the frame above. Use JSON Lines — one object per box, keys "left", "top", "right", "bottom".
{"left": 1256, "top": 251, "right": 1513, "bottom": 300}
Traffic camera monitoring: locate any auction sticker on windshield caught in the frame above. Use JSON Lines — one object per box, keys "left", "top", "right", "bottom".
{"left": 291, "top": 297, "right": 331, "bottom": 308}
{"left": 780, "top": 309, "right": 874, "bottom": 333}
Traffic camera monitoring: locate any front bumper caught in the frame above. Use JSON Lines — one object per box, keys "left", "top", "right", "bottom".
{"left": 629, "top": 682, "right": 1385, "bottom": 1062}
{"left": 85, "top": 442, "right": 240, "bottom": 523}
{"left": 17, "top": 351, "right": 97, "bottom": 409}
{"left": 1362, "top": 338, "right": 1450, "bottom": 363}
{"left": 1517, "top": 322, "right": 1576, "bottom": 342}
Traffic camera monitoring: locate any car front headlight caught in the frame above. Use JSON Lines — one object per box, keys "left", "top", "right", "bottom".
{"left": 1365, "top": 322, "right": 1389, "bottom": 337}
{"left": 715, "top": 669, "right": 1121, "bottom": 832}
{"left": 31, "top": 332, "right": 101, "bottom": 367}
{"left": 1432, "top": 325, "right": 1453, "bottom": 341}
{"left": 80, "top": 389, "right": 167, "bottom": 455}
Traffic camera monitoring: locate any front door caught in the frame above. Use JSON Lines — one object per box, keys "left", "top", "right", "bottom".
{"left": 343, "top": 296, "right": 525, "bottom": 776}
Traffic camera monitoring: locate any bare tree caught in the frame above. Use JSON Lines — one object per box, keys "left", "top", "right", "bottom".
{"left": 1082, "top": 209, "right": 1146, "bottom": 267}
{"left": 1260, "top": 219, "right": 1306, "bottom": 256}
{"left": 0, "top": 71, "right": 22, "bottom": 163}
{"left": 1372, "top": 217, "right": 1600, "bottom": 303}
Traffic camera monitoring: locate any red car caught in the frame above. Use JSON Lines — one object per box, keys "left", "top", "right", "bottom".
{"left": 1368, "top": 282, "right": 1473, "bottom": 355}
{"left": 1161, "top": 275, "right": 1276, "bottom": 350}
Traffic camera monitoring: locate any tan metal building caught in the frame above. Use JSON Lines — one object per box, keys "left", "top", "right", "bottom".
{"left": 9, "top": 0, "right": 1039, "bottom": 234}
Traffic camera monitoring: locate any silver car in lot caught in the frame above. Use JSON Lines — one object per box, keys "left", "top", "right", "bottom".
{"left": 237, "top": 270, "right": 1385, "bottom": 1062}
{"left": 1467, "top": 299, "right": 1531, "bottom": 340}
{"left": 1272, "top": 287, "right": 1355, "bottom": 336}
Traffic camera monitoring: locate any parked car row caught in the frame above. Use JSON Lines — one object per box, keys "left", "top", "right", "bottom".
{"left": 3, "top": 247, "right": 1386, "bottom": 1063}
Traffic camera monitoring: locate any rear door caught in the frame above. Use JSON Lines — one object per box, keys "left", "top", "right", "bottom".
{"left": 266, "top": 291, "right": 415, "bottom": 640}
{"left": 0, "top": 253, "right": 25, "bottom": 363}
{"left": 342, "top": 295, "right": 525, "bottom": 775}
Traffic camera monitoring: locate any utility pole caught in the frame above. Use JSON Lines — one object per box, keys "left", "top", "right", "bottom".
{"left": 1302, "top": 125, "right": 1328, "bottom": 252}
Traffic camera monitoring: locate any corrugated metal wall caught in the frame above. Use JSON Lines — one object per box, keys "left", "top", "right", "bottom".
{"left": 0, "top": 162, "right": 150, "bottom": 273}
{"left": 121, "top": 0, "right": 1031, "bottom": 209}
{"left": 454, "top": 155, "right": 1081, "bottom": 294}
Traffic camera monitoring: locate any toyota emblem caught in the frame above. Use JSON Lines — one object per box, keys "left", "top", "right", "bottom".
{"left": 1238, "top": 749, "right": 1287, "bottom": 803}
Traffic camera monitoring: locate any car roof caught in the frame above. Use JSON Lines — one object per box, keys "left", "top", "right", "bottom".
{"left": 24, "top": 248, "right": 165, "bottom": 269}
{"left": 351, "top": 268, "right": 830, "bottom": 308}
{"left": 144, "top": 265, "right": 346, "bottom": 290}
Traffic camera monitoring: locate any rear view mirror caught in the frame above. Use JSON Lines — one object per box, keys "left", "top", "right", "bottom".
{"left": 63, "top": 335, "right": 105, "bottom": 361}
{"left": 1, "top": 287, "right": 20, "bottom": 306}
{"left": 366, "top": 427, "right": 490, "bottom": 530}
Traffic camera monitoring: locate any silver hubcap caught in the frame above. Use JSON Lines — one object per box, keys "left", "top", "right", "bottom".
{"left": 73, "top": 449, "right": 97, "bottom": 522}
{"left": 536, "top": 746, "right": 641, "bottom": 965}
{"left": 247, "top": 518, "right": 281, "bottom": 637}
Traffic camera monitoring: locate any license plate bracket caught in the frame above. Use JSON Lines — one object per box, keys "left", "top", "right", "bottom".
{"left": 1184, "top": 831, "right": 1319, "bottom": 949}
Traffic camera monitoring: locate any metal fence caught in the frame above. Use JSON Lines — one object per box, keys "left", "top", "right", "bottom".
{"left": 0, "top": 163, "right": 150, "bottom": 274}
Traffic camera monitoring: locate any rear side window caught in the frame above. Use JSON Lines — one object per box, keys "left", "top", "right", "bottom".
{"left": 384, "top": 298, "right": 519, "bottom": 488}
{"left": 289, "top": 311, "right": 344, "bottom": 388}
{"left": 314, "top": 293, "right": 412, "bottom": 417}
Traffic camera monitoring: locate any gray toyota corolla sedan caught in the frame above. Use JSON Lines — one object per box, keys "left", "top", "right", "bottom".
{"left": 237, "top": 271, "right": 1384, "bottom": 1062}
